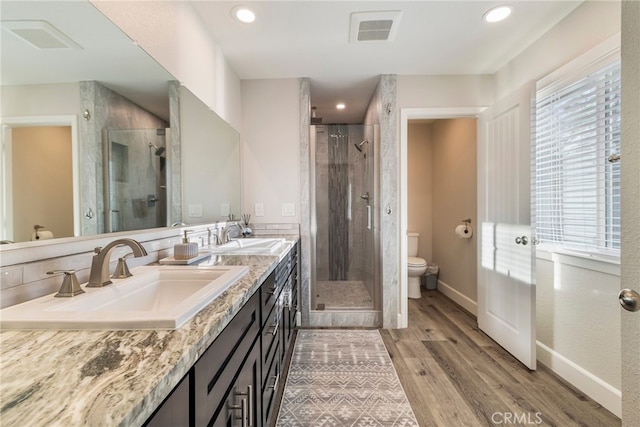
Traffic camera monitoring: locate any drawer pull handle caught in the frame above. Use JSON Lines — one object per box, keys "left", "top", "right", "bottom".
{"left": 269, "top": 374, "right": 280, "bottom": 390}
{"left": 228, "top": 398, "right": 248, "bottom": 427}
{"left": 235, "top": 385, "right": 253, "bottom": 427}
{"left": 268, "top": 322, "right": 279, "bottom": 336}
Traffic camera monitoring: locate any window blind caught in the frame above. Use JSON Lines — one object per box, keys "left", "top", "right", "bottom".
{"left": 534, "top": 54, "right": 621, "bottom": 256}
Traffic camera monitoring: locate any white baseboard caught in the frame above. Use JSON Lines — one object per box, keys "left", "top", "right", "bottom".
{"left": 436, "top": 279, "right": 477, "bottom": 316}
{"left": 536, "top": 341, "right": 621, "bottom": 418}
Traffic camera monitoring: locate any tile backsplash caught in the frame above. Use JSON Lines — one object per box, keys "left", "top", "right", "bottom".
{"left": 0, "top": 223, "right": 299, "bottom": 309}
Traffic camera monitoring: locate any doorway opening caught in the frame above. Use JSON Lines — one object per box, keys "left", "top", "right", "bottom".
{"left": 1, "top": 115, "right": 80, "bottom": 243}
{"left": 399, "top": 108, "right": 484, "bottom": 328}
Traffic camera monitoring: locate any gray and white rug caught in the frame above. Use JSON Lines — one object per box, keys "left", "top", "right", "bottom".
{"left": 276, "top": 329, "right": 418, "bottom": 426}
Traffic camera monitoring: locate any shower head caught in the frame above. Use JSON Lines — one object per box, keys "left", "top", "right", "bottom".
{"left": 148, "top": 143, "right": 165, "bottom": 156}
{"left": 354, "top": 140, "right": 369, "bottom": 152}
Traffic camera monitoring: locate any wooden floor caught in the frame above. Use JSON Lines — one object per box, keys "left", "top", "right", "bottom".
{"left": 379, "top": 291, "right": 620, "bottom": 427}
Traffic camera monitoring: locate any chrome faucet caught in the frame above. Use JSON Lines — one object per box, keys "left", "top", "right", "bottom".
{"left": 207, "top": 227, "right": 222, "bottom": 245}
{"left": 87, "top": 238, "right": 147, "bottom": 287}
{"left": 220, "top": 222, "right": 242, "bottom": 243}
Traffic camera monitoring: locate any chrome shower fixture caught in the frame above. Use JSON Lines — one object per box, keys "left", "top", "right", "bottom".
{"left": 148, "top": 142, "right": 165, "bottom": 156}
{"left": 354, "top": 140, "right": 369, "bottom": 152}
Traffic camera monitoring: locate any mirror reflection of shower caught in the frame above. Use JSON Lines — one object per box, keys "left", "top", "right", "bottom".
{"left": 310, "top": 124, "right": 379, "bottom": 313}
{"left": 103, "top": 128, "right": 169, "bottom": 233}
{"left": 148, "top": 142, "right": 165, "bottom": 156}
{"left": 354, "top": 139, "right": 369, "bottom": 154}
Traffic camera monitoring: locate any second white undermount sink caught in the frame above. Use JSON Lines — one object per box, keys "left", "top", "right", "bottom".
{"left": 0, "top": 265, "right": 249, "bottom": 330}
{"left": 207, "top": 238, "right": 286, "bottom": 254}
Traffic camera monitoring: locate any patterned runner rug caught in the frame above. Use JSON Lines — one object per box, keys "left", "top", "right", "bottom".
{"left": 276, "top": 329, "right": 418, "bottom": 426}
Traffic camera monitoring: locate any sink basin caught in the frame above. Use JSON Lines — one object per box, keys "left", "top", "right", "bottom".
{"left": 208, "top": 238, "right": 286, "bottom": 254}
{"left": 0, "top": 265, "right": 248, "bottom": 330}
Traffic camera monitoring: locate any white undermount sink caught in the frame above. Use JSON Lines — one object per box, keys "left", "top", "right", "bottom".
{"left": 207, "top": 238, "right": 286, "bottom": 254}
{"left": 0, "top": 265, "right": 248, "bottom": 330}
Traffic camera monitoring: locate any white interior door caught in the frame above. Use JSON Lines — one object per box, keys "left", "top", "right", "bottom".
{"left": 621, "top": 2, "right": 640, "bottom": 424}
{"left": 477, "top": 83, "right": 536, "bottom": 370}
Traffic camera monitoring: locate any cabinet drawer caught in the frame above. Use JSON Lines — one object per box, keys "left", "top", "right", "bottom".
{"left": 261, "top": 302, "right": 281, "bottom": 384}
{"left": 194, "top": 292, "right": 260, "bottom": 427}
{"left": 210, "top": 341, "right": 261, "bottom": 427}
{"left": 260, "top": 271, "right": 277, "bottom": 326}
{"left": 261, "top": 345, "right": 281, "bottom": 427}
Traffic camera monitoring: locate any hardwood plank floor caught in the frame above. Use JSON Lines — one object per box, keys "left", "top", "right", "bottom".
{"left": 380, "top": 290, "right": 620, "bottom": 427}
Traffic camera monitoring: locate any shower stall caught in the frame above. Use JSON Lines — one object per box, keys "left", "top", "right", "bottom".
{"left": 103, "top": 128, "right": 169, "bottom": 233}
{"left": 310, "top": 124, "right": 380, "bottom": 313}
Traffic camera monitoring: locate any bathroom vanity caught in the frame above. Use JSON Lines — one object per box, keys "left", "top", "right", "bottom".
{"left": 147, "top": 241, "right": 298, "bottom": 426}
{"left": 0, "top": 238, "right": 299, "bottom": 427}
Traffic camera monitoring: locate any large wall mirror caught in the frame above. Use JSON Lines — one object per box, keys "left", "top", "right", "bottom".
{"left": 0, "top": 1, "right": 240, "bottom": 246}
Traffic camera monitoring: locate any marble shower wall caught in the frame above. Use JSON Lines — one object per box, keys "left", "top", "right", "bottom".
{"left": 364, "top": 75, "right": 398, "bottom": 328}
{"left": 104, "top": 129, "right": 167, "bottom": 232}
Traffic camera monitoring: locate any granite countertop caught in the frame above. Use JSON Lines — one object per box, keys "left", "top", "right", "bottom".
{"left": 0, "top": 239, "right": 297, "bottom": 426}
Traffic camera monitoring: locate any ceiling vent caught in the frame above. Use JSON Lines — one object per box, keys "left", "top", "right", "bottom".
{"left": 1, "top": 20, "right": 82, "bottom": 50}
{"left": 350, "top": 11, "right": 403, "bottom": 43}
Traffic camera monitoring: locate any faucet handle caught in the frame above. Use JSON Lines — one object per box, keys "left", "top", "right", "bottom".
{"left": 47, "top": 270, "right": 85, "bottom": 298}
{"left": 112, "top": 253, "right": 133, "bottom": 279}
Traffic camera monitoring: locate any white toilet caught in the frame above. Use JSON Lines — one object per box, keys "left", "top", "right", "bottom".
{"left": 407, "top": 232, "right": 427, "bottom": 299}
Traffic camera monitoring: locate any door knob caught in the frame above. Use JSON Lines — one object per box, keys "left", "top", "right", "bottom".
{"left": 619, "top": 289, "right": 640, "bottom": 312}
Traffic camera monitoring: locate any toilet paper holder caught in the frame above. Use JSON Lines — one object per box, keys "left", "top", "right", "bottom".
{"left": 33, "top": 224, "right": 45, "bottom": 240}
{"left": 461, "top": 218, "right": 471, "bottom": 232}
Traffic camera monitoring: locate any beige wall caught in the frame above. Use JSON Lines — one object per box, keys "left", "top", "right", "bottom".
{"left": 427, "top": 119, "right": 477, "bottom": 301}
{"left": 241, "top": 79, "right": 300, "bottom": 223}
{"left": 11, "top": 126, "right": 73, "bottom": 242}
{"left": 407, "top": 122, "right": 433, "bottom": 262}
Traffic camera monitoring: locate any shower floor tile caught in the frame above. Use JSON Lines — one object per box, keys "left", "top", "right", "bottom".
{"left": 315, "top": 280, "right": 373, "bottom": 310}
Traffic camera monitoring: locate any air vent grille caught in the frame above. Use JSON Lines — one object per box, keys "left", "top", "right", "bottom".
{"left": 1, "top": 21, "right": 82, "bottom": 50}
{"left": 350, "top": 11, "right": 402, "bottom": 43}
{"left": 358, "top": 20, "right": 393, "bottom": 41}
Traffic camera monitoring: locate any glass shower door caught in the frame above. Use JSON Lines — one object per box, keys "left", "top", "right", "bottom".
{"left": 103, "top": 128, "right": 167, "bottom": 233}
{"left": 311, "top": 124, "right": 377, "bottom": 311}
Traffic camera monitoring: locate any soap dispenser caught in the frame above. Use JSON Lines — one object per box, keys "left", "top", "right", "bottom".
{"left": 174, "top": 230, "right": 198, "bottom": 260}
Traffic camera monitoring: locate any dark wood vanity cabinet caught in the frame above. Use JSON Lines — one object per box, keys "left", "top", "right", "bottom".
{"left": 262, "top": 241, "right": 299, "bottom": 426}
{"left": 144, "top": 374, "right": 190, "bottom": 427}
{"left": 194, "top": 291, "right": 261, "bottom": 427}
{"left": 144, "top": 242, "right": 299, "bottom": 427}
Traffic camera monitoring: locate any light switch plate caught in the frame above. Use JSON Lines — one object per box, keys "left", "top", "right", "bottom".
{"left": 282, "top": 202, "right": 295, "bottom": 217}
{"left": 188, "top": 204, "right": 203, "bottom": 217}
{"left": 220, "top": 203, "right": 230, "bottom": 217}
{"left": 254, "top": 203, "right": 264, "bottom": 217}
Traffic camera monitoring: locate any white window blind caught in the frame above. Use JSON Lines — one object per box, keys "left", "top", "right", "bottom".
{"left": 534, "top": 51, "right": 621, "bottom": 256}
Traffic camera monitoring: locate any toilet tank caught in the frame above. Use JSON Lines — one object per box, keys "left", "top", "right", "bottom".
{"left": 408, "top": 232, "right": 419, "bottom": 257}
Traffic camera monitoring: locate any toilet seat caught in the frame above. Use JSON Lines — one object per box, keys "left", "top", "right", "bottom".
{"left": 408, "top": 257, "right": 427, "bottom": 267}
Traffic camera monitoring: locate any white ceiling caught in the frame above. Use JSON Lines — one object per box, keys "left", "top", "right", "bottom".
{"left": 1, "top": 1, "right": 583, "bottom": 124}
{"left": 192, "top": 1, "right": 583, "bottom": 123}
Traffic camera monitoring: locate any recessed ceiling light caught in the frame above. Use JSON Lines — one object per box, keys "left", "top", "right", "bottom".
{"left": 232, "top": 5, "right": 256, "bottom": 23}
{"left": 336, "top": 103, "right": 346, "bottom": 110}
{"left": 483, "top": 5, "right": 512, "bottom": 23}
